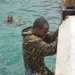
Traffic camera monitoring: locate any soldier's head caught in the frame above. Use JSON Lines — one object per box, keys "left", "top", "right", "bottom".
{"left": 7, "top": 15, "right": 13, "bottom": 22}
{"left": 32, "top": 17, "right": 49, "bottom": 38}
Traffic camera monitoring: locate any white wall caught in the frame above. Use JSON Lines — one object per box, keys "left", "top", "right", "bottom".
{"left": 55, "top": 16, "right": 75, "bottom": 75}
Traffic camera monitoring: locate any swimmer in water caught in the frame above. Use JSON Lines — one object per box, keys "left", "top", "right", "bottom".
{"left": 7, "top": 15, "right": 13, "bottom": 23}
{"left": 7, "top": 15, "right": 20, "bottom": 25}
{"left": 2, "top": 15, "right": 20, "bottom": 27}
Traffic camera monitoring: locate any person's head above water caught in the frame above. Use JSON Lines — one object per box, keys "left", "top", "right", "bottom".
{"left": 32, "top": 17, "right": 49, "bottom": 38}
{"left": 7, "top": 15, "right": 13, "bottom": 22}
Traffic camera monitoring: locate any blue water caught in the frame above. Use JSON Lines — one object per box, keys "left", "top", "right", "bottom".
{"left": 0, "top": 0, "right": 61, "bottom": 75}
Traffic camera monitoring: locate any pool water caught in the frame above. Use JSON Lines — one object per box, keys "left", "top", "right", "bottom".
{"left": 0, "top": 0, "right": 61, "bottom": 75}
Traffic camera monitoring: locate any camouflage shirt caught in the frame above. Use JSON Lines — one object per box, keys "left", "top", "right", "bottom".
{"left": 22, "top": 27, "right": 58, "bottom": 75}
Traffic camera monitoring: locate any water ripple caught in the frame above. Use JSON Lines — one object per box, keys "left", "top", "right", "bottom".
{"left": 0, "top": 0, "right": 61, "bottom": 75}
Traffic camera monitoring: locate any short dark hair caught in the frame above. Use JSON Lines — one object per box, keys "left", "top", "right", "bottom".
{"left": 33, "top": 17, "right": 49, "bottom": 29}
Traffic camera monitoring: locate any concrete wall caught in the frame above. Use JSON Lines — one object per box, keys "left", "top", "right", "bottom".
{"left": 55, "top": 16, "right": 75, "bottom": 75}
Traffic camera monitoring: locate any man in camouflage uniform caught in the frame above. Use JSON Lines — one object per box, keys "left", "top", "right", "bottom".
{"left": 22, "top": 17, "right": 58, "bottom": 75}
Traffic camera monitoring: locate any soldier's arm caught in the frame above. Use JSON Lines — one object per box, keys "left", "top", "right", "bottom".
{"left": 40, "top": 38, "right": 57, "bottom": 56}
{"left": 44, "top": 29, "right": 58, "bottom": 43}
{"left": 27, "top": 37, "right": 58, "bottom": 57}
{"left": 53, "top": 29, "right": 59, "bottom": 38}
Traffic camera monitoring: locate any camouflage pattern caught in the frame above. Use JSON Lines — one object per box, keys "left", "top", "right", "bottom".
{"left": 22, "top": 27, "right": 58, "bottom": 75}
{"left": 44, "top": 29, "right": 58, "bottom": 43}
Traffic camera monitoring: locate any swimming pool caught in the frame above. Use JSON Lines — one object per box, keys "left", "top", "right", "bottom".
{"left": 0, "top": 0, "right": 61, "bottom": 75}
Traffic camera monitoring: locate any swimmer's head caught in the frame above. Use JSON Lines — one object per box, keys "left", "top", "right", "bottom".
{"left": 7, "top": 15, "right": 13, "bottom": 22}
